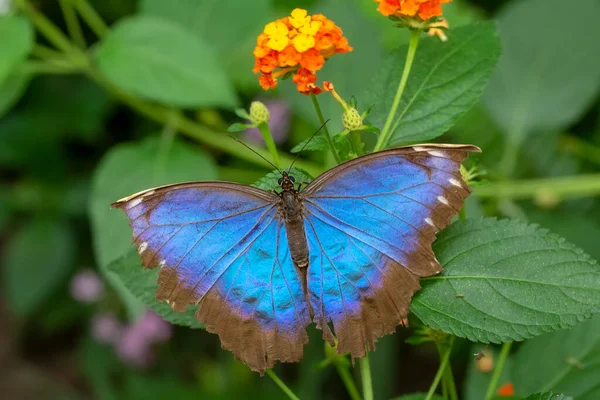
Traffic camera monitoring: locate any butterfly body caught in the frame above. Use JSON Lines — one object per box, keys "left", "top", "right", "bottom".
{"left": 113, "top": 144, "right": 480, "bottom": 374}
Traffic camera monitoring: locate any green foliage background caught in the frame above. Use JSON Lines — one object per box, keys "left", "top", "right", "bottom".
{"left": 0, "top": 0, "right": 599, "bottom": 399}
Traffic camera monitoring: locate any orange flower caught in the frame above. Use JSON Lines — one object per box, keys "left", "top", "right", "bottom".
{"left": 374, "top": 0, "right": 452, "bottom": 20}
{"left": 497, "top": 382, "right": 515, "bottom": 397}
{"left": 253, "top": 8, "right": 352, "bottom": 95}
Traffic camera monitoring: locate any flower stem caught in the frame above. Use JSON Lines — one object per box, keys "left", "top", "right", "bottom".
{"left": 258, "top": 123, "right": 282, "bottom": 169}
{"left": 310, "top": 92, "right": 342, "bottom": 165}
{"left": 374, "top": 30, "right": 421, "bottom": 152}
{"left": 474, "top": 174, "right": 600, "bottom": 200}
{"left": 266, "top": 369, "right": 300, "bottom": 400}
{"left": 349, "top": 131, "right": 365, "bottom": 157}
{"left": 360, "top": 353, "right": 374, "bottom": 400}
{"left": 425, "top": 336, "right": 454, "bottom": 400}
{"left": 334, "top": 359, "right": 362, "bottom": 400}
{"left": 58, "top": 0, "right": 86, "bottom": 48}
{"left": 484, "top": 342, "right": 512, "bottom": 400}
{"left": 72, "top": 0, "right": 109, "bottom": 38}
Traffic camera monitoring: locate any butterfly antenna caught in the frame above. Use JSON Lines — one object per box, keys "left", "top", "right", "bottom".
{"left": 288, "top": 119, "right": 330, "bottom": 173}
{"left": 227, "top": 135, "right": 282, "bottom": 174}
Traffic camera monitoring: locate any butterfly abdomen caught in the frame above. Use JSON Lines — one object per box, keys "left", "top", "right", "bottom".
{"left": 280, "top": 190, "right": 309, "bottom": 269}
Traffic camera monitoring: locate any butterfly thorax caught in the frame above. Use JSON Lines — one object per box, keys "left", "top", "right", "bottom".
{"left": 279, "top": 173, "right": 309, "bottom": 269}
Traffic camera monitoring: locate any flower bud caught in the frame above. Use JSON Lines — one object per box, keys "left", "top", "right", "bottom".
{"left": 342, "top": 107, "right": 363, "bottom": 131}
{"left": 249, "top": 101, "right": 270, "bottom": 125}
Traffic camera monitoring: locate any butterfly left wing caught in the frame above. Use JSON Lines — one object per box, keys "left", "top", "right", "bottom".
{"left": 301, "top": 144, "right": 480, "bottom": 358}
{"left": 112, "top": 182, "right": 311, "bottom": 374}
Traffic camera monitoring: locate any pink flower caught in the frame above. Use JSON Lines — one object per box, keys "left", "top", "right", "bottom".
{"left": 91, "top": 313, "right": 123, "bottom": 345}
{"left": 70, "top": 269, "right": 104, "bottom": 303}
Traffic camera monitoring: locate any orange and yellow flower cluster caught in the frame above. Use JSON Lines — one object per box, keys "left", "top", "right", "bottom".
{"left": 253, "top": 8, "right": 353, "bottom": 95}
{"left": 374, "top": 0, "right": 452, "bottom": 20}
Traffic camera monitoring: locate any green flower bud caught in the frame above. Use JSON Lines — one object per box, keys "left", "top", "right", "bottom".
{"left": 249, "top": 101, "right": 270, "bottom": 126}
{"left": 342, "top": 107, "right": 363, "bottom": 131}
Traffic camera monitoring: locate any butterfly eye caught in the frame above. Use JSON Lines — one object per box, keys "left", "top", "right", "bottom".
{"left": 278, "top": 178, "right": 283, "bottom": 185}
{"left": 289, "top": 176, "right": 296, "bottom": 183}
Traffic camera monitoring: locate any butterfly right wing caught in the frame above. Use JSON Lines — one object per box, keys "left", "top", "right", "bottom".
{"left": 112, "top": 182, "right": 311, "bottom": 374}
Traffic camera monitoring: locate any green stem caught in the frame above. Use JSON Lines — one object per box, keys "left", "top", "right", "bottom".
{"left": 560, "top": 135, "right": 600, "bottom": 166}
{"left": 310, "top": 92, "right": 342, "bottom": 165}
{"left": 360, "top": 354, "right": 374, "bottom": 400}
{"left": 72, "top": 0, "right": 109, "bottom": 37}
{"left": 474, "top": 173, "right": 600, "bottom": 200}
{"left": 59, "top": 0, "right": 86, "bottom": 48}
{"left": 265, "top": 369, "right": 300, "bottom": 400}
{"left": 258, "top": 123, "right": 282, "bottom": 169}
{"left": 31, "top": 44, "right": 68, "bottom": 60}
{"left": 334, "top": 360, "right": 362, "bottom": 400}
{"left": 484, "top": 342, "right": 512, "bottom": 400}
{"left": 21, "top": 60, "right": 83, "bottom": 75}
{"left": 349, "top": 131, "right": 365, "bottom": 157}
{"left": 374, "top": 30, "right": 420, "bottom": 152}
{"left": 425, "top": 337, "right": 454, "bottom": 400}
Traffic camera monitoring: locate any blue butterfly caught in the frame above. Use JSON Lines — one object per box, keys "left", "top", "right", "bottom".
{"left": 112, "top": 144, "right": 479, "bottom": 373}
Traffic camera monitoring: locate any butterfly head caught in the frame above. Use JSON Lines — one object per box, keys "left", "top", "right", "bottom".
{"left": 278, "top": 172, "right": 296, "bottom": 191}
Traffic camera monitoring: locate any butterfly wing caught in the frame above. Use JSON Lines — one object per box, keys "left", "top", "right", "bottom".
{"left": 301, "top": 144, "right": 480, "bottom": 357}
{"left": 112, "top": 182, "right": 311, "bottom": 373}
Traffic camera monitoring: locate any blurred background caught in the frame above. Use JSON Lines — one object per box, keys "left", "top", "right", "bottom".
{"left": 1, "top": 0, "right": 599, "bottom": 399}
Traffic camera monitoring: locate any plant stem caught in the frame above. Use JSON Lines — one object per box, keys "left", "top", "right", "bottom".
{"left": 31, "top": 44, "right": 68, "bottom": 60}
{"left": 72, "top": 0, "right": 109, "bottom": 37}
{"left": 425, "top": 336, "right": 454, "bottom": 400}
{"left": 484, "top": 342, "right": 512, "bottom": 400}
{"left": 334, "top": 360, "right": 362, "bottom": 400}
{"left": 310, "top": 92, "right": 342, "bottom": 165}
{"left": 435, "top": 340, "right": 458, "bottom": 400}
{"left": 360, "top": 354, "right": 374, "bottom": 400}
{"left": 22, "top": 60, "right": 83, "bottom": 75}
{"left": 560, "top": 135, "right": 600, "bottom": 166}
{"left": 258, "top": 123, "right": 282, "bottom": 169}
{"left": 474, "top": 173, "right": 600, "bottom": 200}
{"left": 59, "top": 0, "right": 86, "bottom": 48}
{"left": 265, "top": 369, "right": 300, "bottom": 400}
{"left": 349, "top": 131, "right": 365, "bottom": 157}
{"left": 374, "top": 30, "right": 420, "bottom": 152}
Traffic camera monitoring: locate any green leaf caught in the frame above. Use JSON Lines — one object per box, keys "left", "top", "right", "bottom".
{"left": 366, "top": 22, "right": 501, "bottom": 146}
{"left": 3, "top": 217, "right": 76, "bottom": 316}
{"left": 0, "top": 72, "right": 31, "bottom": 119}
{"left": 411, "top": 218, "right": 600, "bottom": 343}
{"left": 252, "top": 167, "right": 314, "bottom": 192}
{"left": 89, "top": 137, "right": 217, "bottom": 317}
{"left": 227, "top": 122, "right": 250, "bottom": 133}
{"left": 139, "top": 0, "right": 273, "bottom": 88}
{"left": 483, "top": 0, "right": 600, "bottom": 136}
{"left": 511, "top": 315, "right": 600, "bottom": 399}
{"left": 95, "top": 16, "right": 237, "bottom": 108}
{"left": 0, "top": 15, "right": 34, "bottom": 85}
{"left": 290, "top": 135, "right": 329, "bottom": 154}
{"left": 523, "top": 394, "right": 573, "bottom": 400}
{"left": 107, "top": 249, "right": 203, "bottom": 328}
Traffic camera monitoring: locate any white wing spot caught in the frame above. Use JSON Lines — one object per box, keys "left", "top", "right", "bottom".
{"left": 127, "top": 198, "right": 142, "bottom": 209}
{"left": 437, "top": 196, "right": 449, "bottom": 206}
{"left": 138, "top": 242, "right": 148, "bottom": 254}
{"left": 159, "top": 259, "right": 166, "bottom": 268}
{"left": 449, "top": 178, "right": 462, "bottom": 188}
{"left": 424, "top": 218, "right": 435, "bottom": 227}
{"left": 427, "top": 150, "right": 445, "bottom": 158}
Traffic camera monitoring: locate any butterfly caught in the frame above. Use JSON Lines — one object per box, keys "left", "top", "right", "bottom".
{"left": 112, "top": 144, "right": 480, "bottom": 374}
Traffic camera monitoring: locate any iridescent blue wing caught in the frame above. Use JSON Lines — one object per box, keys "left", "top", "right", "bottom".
{"left": 112, "top": 183, "right": 311, "bottom": 373}
{"left": 301, "top": 144, "right": 480, "bottom": 358}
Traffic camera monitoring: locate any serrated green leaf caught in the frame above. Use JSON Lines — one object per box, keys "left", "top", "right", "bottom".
{"left": 0, "top": 71, "right": 31, "bottom": 119}
{"left": 411, "top": 218, "right": 600, "bottom": 343}
{"left": 366, "top": 23, "right": 501, "bottom": 146}
{"left": 107, "top": 249, "right": 203, "bottom": 328}
{"left": 252, "top": 167, "right": 314, "bottom": 192}
{"left": 483, "top": 0, "right": 600, "bottom": 136}
{"left": 3, "top": 217, "right": 76, "bottom": 316}
{"left": 511, "top": 315, "right": 600, "bottom": 399}
{"left": 0, "top": 15, "right": 34, "bottom": 85}
{"left": 139, "top": 0, "right": 273, "bottom": 88}
{"left": 95, "top": 16, "right": 237, "bottom": 108}
{"left": 89, "top": 137, "right": 217, "bottom": 317}
{"left": 523, "top": 393, "right": 573, "bottom": 400}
